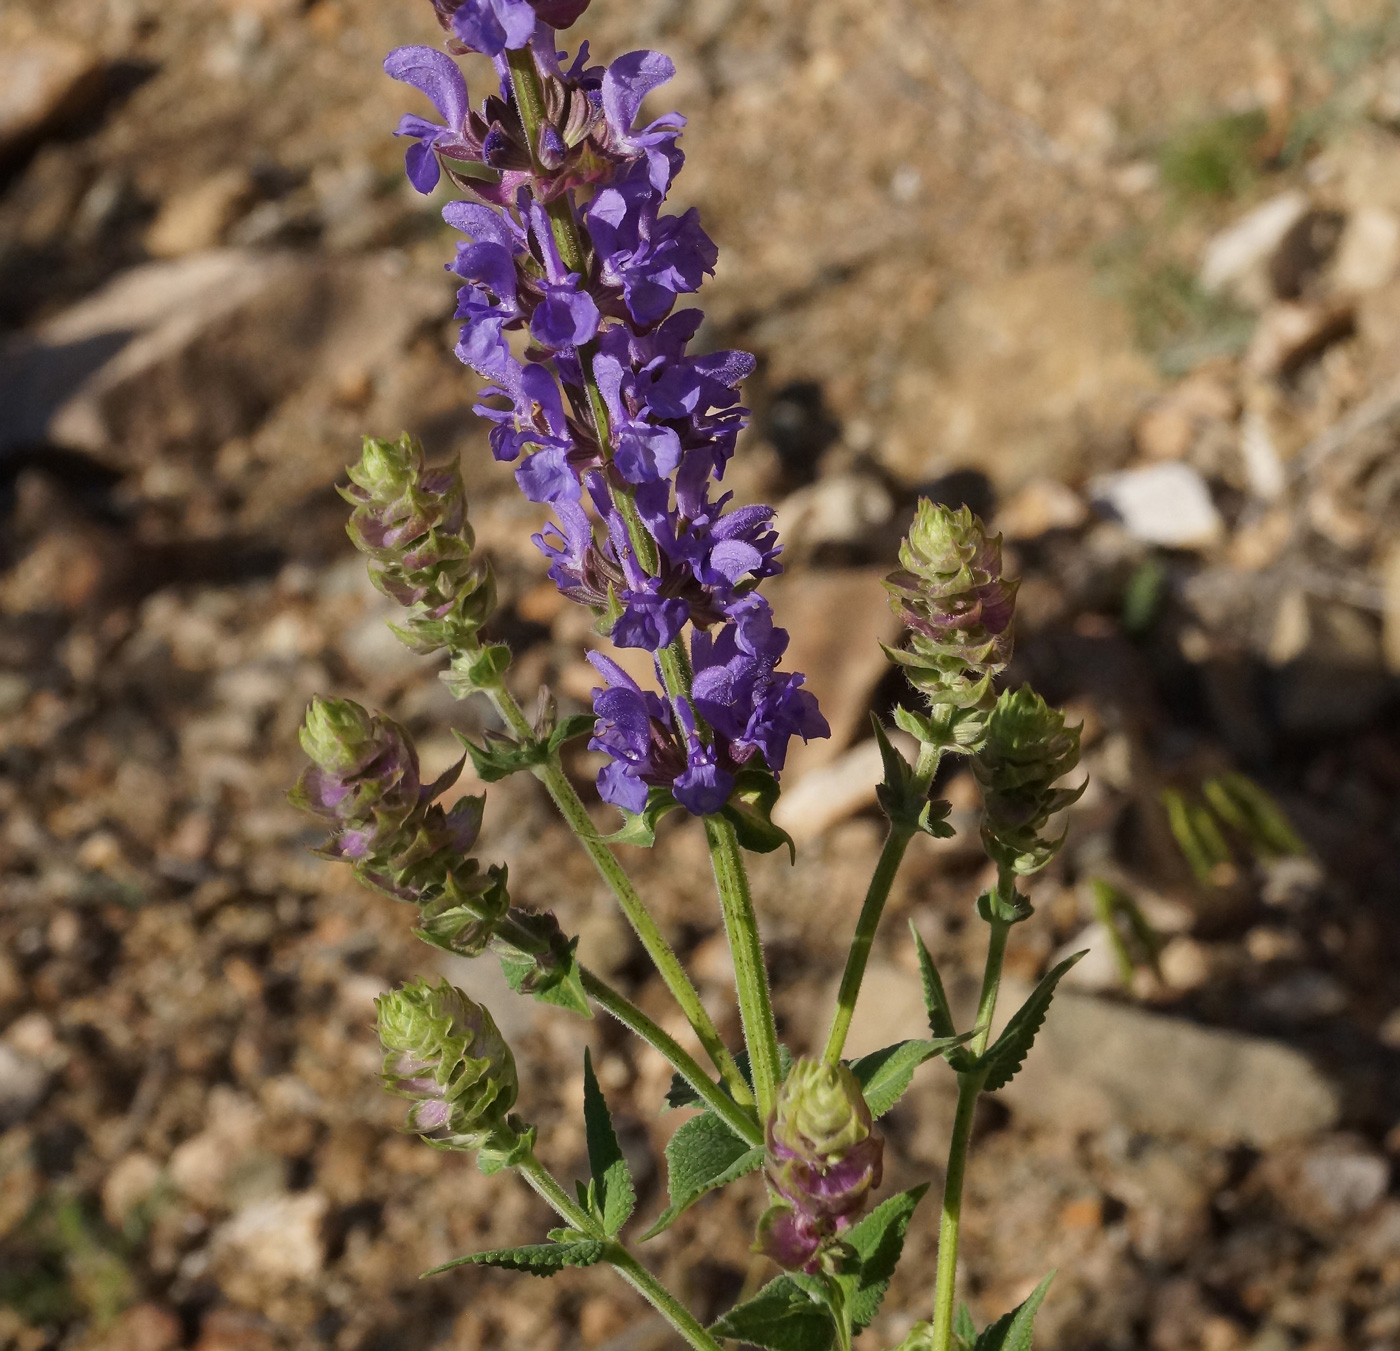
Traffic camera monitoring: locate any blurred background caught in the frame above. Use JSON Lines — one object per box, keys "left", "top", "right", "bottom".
{"left": 3, "top": 0, "right": 1400, "bottom": 1348}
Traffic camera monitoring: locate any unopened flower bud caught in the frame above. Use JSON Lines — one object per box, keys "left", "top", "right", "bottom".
{"left": 973, "top": 687, "right": 1084, "bottom": 876}
{"left": 884, "top": 501, "right": 1017, "bottom": 721}
{"left": 291, "top": 696, "right": 424, "bottom": 856}
{"left": 343, "top": 434, "right": 495, "bottom": 655}
{"left": 376, "top": 978, "right": 517, "bottom": 1147}
{"left": 756, "top": 1058, "right": 883, "bottom": 1272}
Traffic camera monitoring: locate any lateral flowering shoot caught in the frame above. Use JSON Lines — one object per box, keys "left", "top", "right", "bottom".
{"left": 377, "top": 978, "right": 519, "bottom": 1147}
{"left": 884, "top": 501, "right": 1017, "bottom": 737}
{"left": 756, "top": 1058, "right": 884, "bottom": 1274}
{"left": 384, "top": 2, "right": 827, "bottom": 817}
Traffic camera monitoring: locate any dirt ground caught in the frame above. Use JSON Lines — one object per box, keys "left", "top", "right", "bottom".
{"left": 3, "top": 1, "right": 1400, "bottom": 1349}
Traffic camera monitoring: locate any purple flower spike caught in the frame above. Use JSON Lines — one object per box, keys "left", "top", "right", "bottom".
{"left": 384, "top": 4, "right": 830, "bottom": 825}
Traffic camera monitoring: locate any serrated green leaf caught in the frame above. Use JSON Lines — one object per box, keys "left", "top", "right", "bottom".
{"left": 720, "top": 767, "right": 796, "bottom": 860}
{"left": 710, "top": 1276, "right": 835, "bottom": 1351}
{"left": 837, "top": 1184, "right": 929, "bottom": 1331}
{"left": 546, "top": 713, "right": 597, "bottom": 754}
{"left": 954, "top": 1303, "right": 978, "bottom": 1351}
{"left": 911, "top": 922, "right": 957, "bottom": 1040}
{"left": 582, "top": 1049, "right": 634, "bottom": 1236}
{"left": 850, "top": 1037, "right": 973, "bottom": 1118}
{"left": 498, "top": 929, "right": 592, "bottom": 1018}
{"left": 422, "top": 1240, "right": 607, "bottom": 1278}
{"left": 971, "top": 1271, "right": 1054, "bottom": 1351}
{"left": 453, "top": 727, "right": 548, "bottom": 782}
{"left": 978, "top": 954, "right": 1084, "bottom": 1092}
{"left": 642, "top": 1110, "right": 762, "bottom": 1240}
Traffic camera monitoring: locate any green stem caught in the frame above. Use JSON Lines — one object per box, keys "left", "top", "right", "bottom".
{"left": 518, "top": 1150, "right": 723, "bottom": 1351}
{"left": 517, "top": 1148, "right": 598, "bottom": 1235}
{"left": 483, "top": 681, "right": 750, "bottom": 1105}
{"left": 704, "top": 815, "right": 781, "bottom": 1122}
{"left": 822, "top": 743, "right": 942, "bottom": 1065}
{"left": 930, "top": 1069, "right": 983, "bottom": 1351}
{"left": 579, "top": 967, "right": 761, "bottom": 1147}
{"left": 607, "top": 1246, "right": 726, "bottom": 1351}
{"left": 929, "top": 914, "right": 1010, "bottom": 1351}
{"left": 822, "top": 823, "right": 914, "bottom": 1065}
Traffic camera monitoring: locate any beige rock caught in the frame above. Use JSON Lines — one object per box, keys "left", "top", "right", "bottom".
{"left": 996, "top": 988, "right": 1340, "bottom": 1144}
{"left": 995, "top": 477, "right": 1088, "bottom": 539}
{"left": 765, "top": 569, "right": 901, "bottom": 778}
{"left": 1382, "top": 542, "right": 1400, "bottom": 674}
{"left": 772, "top": 732, "right": 916, "bottom": 844}
{"left": 102, "top": 1152, "right": 163, "bottom": 1228}
{"left": 168, "top": 1086, "right": 263, "bottom": 1207}
{"left": 145, "top": 170, "right": 255, "bottom": 258}
{"left": 773, "top": 473, "right": 895, "bottom": 561}
{"left": 0, "top": 36, "right": 103, "bottom": 158}
{"left": 211, "top": 1191, "right": 328, "bottom": 1283}
{"left": 884, "top": 262, "right": 1158, "bottom": 485}
{"left": 1245, "top": 300, "right": 1355, "bottom": 380}
{"left": 1332, "top": 206, "right": 1400, "bottom": 292}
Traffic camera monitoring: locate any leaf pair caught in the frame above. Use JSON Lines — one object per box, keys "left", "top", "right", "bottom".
{"left": 956, "top": 1272, "right": 1055, "bottom": 1351}
{"left": 455, "top": 713, "right": 595, "bottom": 784}
{"left": 604, "top": 768, "right": 795, "bottom": 857}
{"left": 912, "top": 921, "right": 1084, "bottom": 1090}
{"left": 872, "top": 718, "right": 956, "bottom": 839}
{"left": 423, "top": 1049, "right": 633, "bottom": 1279}
{"left": 710, "top": 1186, "right": 929, "bottom": 1351}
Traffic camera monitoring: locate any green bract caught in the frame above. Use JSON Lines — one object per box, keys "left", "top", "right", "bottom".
{"left": 342, "top": 433, "right": 496, "bottom": 656}
{"left": 771, "top": 1059, "right": 873, "bottom": 1162}
{"left": 972, "top": 687, "right": 1084, "bottom": 876}
{"left": 376, "top": 978, "right": 518, "bottom": 1148}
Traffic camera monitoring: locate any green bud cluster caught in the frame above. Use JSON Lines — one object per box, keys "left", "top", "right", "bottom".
{"left": 883, "top": 502, "right": 1018, "bottom": 745}
{"left": 756, "top": 1058, "right": 884, "bottom": 1273}
{"left": 972, "top": 687, "right": 1084, "bottom": 876}
{"left": 376, "top": 978, "right": 519, "bottom": 1149}
{"left": 342, "top": 433, "right": 496, "bottom": 655}
{"left": 290, "top": 695, "right": 509, "bottom": 954}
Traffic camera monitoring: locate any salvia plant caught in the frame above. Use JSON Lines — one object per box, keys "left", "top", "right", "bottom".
{"left": 292, "top": 4, "right": 1088, "bottom": 1348}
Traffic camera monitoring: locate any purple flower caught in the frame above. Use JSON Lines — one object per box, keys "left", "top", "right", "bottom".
{"left": 529, "top": 279, "right": 601, "bottom": 349}
{"left": 600, "top": 51, "right": 686, "bottom": 193}
{"left": 385, "top": 46, "right": 476, "bottom": 192}
{"left": 449, "top": 0, "right": 537, "bottom": 57}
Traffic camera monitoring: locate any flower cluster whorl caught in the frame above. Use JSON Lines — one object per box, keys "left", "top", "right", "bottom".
{"left": 376, "top": 978, "right": 518, "bottom": 1146}
{"left": 973, "top": 687, "right": 1084, "bottom": 876}
{"left": 384, "top": 14, "right": 829, "bottom": 816}
{"left": 884, "top": 501, "right": 1017, "bottom": 728}
{"left": 291, "top": 696, "right": 508, "bottom": 950}
{"left": 343, "top": 434, "right": 496, "bottom": 656}
{"left": 755, "top": 1058, "right": 884, "bottom": 1273}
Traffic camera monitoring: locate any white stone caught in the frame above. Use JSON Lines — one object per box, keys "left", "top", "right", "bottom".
{"left": 0, "top": 1042, "right": 49, "bottom": 1128}
{"left": 1199, "top": 191, "right": 1309, "bottom": 305}
{"left": 1090, "top": 462, "right": 1223, "bottom": 549}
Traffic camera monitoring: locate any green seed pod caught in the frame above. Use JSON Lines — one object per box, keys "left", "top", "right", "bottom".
{"left": 376, "top": 978, "right": 518, "bottom": 1148}
{"left": 973, "top": 686, "right": 1084, "bottom": 876}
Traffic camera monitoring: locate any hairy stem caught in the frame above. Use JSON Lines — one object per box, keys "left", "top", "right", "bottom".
{"left": 607, "top": 1247, "right": 726, "bottom": 1351}
{"left": 484, "top": 680, "right": 750, "bottom": 1105}
{"left": 580, "top": 967, "right": 761, "bottom": 1146}
{"left": 929, "top": 913, "right": 1010, "bottom": 1351}
{"left": 822, "top": 743, "right": 942, "bottom": 1065}
{"left": 517, "top": 1148, "right": 597, "bottom": 1234}
{"left": 704, "top": 815, "right": 781, "bottom": 1122}
{"left": 518, "top": 1153, "right": 723, "bottom": 1351}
